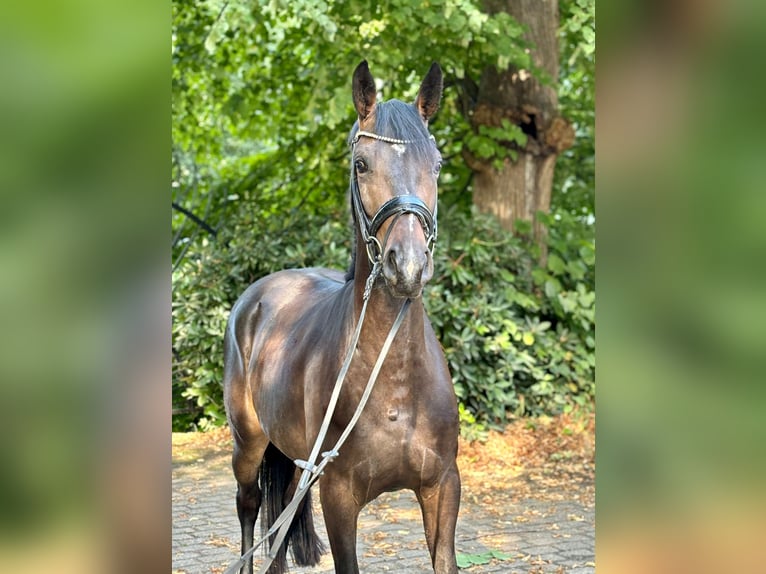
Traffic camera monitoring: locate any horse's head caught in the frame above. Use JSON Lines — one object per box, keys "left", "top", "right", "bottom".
{"left": 349, "top": 61, "right": 443, "bottom": 299}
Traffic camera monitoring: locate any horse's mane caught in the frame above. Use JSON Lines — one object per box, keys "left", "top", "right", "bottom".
{"left": 345, "top": 99, "right": 436, "bottom": 281}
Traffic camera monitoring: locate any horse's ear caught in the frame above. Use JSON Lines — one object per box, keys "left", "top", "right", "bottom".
{"left": 352, "top": 60, "right": 377, "bottom": 124}
{"left": 415, "top": 62, "right": 443, "bottom": 123}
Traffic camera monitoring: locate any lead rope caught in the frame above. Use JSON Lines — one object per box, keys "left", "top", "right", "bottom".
{"left": 223, "top": 263, "right": 411, "bottom": 574}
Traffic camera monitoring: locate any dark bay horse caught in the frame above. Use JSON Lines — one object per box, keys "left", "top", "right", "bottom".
{"left": 223, "top": 61, "right": 460, "bottom": 574}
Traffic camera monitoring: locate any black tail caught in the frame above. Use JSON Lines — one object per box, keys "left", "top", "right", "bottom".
{"left": 259, "top": 443, "right": 325, "bottom": 574}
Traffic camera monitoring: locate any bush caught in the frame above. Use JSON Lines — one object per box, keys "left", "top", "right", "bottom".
{"left": 427, "top": 206, "right": 594, "bottom": 426}
{"left": 172, "top": 204, "right": 594, "bottom": 431}
{"left": 172, "top": 206, "right": 350, "bottom": 430}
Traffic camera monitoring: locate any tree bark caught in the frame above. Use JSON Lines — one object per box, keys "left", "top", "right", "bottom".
{"left": 465, "top": 0, "right": 574, "bottom": 261}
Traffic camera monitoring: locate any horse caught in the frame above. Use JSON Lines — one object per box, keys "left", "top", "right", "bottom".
{"left": 223, "top": 60, "right": 461, "bottom": 574}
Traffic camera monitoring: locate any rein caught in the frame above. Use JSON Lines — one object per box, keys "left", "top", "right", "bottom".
{"left": 223, "top": 130, "right": 438, "bottom": 574}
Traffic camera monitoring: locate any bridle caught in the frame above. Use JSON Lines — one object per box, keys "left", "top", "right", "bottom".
{"left": 350, "top": 130, "right": 439, "bottom": 264}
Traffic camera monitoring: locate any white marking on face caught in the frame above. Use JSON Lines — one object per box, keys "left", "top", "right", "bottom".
{"left": 392, "top": 143, "right": 406, "bottom": 156}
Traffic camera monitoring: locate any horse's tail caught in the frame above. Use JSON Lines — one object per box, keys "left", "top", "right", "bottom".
{"left": 259, "top": 443, "right": 325, "bottom": 574}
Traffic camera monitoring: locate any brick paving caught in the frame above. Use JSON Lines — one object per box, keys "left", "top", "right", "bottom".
{"left": 172, "top": 438, "right": 594, "bottom": 574}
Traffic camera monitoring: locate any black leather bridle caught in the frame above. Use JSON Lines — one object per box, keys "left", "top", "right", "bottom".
{"left": 350, "top": 130, "right": 438, "bottom": 264}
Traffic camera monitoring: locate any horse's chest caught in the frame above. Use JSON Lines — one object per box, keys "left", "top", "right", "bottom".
{"left": 346, "top": 424, "right": 444, "bottom": 505}
{"left": 341, "top": 385, "right": 444, "bottom": 497}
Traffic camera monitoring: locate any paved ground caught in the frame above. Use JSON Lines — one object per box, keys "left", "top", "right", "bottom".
{"left": 172, "top": 430, "right": 594, "bottom": 574}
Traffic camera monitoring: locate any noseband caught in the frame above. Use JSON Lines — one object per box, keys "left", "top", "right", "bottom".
{"left": 350, "top": 130, "right": 438, "bottom": 263}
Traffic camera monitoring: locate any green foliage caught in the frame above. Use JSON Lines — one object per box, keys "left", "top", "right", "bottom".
{"left": 456, "top": 549, "right": 513, "bottom": 568}
{"left": 172, "top": 0, "right": 534, "bottom": 264}
{"left": 458, "top": 402, "right": 488, "bottom": 443}
{"left": 172, "top": 205, "right": 349, "bottom": 430}
{"left": 426, "top": 207, "right": 594, "bottom": 427}
{"left": 561, "top": 0, "right": 596, "bottom": 59}
{"left": 464, "top": 119, "right": 528, "bottom": 170}
{"left": 555, "top": 0, "right": 595, "bottom": 224}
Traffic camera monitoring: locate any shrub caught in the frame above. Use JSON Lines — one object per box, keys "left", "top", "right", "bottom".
{"left": 172, "top": 206, "right": 350, "bottom": 430}
{"left": 427, "top": 206, "right": 594, "bottom": 426}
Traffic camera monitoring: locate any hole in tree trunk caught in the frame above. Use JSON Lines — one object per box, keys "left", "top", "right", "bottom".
{"left": 520, "top": 114, "right": 538, "bottom": 140}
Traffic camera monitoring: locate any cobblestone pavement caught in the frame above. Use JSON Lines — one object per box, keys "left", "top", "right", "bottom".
{"left": 172, "top": 437, "right": 594, "bottom": 574}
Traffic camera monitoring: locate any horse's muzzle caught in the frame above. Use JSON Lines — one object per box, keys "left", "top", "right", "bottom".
{"left": 382, "top": 241, "right": 433, "bottom": 298}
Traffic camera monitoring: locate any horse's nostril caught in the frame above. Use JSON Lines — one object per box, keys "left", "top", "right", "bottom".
{"left": 386, "top": 249, "right": 398, "bottom": 272}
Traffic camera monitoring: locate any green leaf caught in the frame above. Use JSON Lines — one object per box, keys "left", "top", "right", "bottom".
{"left": 580, "top": 245, "right": 596, "bottom": 265}
{"left": 547, "top": 253, "right": 566, "bottom": 274}
{"left": 457, "top": 552, "right": 494, "bottom": 566}
{"left": 490, "top": 550, "right": 513, "bottom": 560}
{"left": 544, "top": 279, "right": 560, "bottom": 299}
{"left": 499, "top": 269, "right": 516, "bottom": 283}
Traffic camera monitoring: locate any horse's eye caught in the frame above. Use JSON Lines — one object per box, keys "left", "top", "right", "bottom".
{"left": 355, "top": 158, "right": 368, "bottom": 174}
{"left": 434, "top": 161, "right": 442, "bottom": 175}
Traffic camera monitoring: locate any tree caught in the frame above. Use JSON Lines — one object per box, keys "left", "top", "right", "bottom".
{"left": 464, "top": 0, "right": 574, "bottom": 245}
{"left": 462, "top": 0, "right": 583, "bottom": 262}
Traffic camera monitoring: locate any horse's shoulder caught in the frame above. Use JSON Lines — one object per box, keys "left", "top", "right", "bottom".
{"left": 226, "top": 267, "right": 347, "bottom": 357}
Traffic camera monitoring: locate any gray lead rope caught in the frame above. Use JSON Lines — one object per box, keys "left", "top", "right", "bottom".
{"left": 223, "top": 269, "right": 411, "bottom": 574}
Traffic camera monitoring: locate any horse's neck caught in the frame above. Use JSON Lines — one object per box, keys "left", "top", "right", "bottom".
{"left": 368, "top": 286, "right": 425, "bottom": 337}
{"left": 350, "top": 240, "right": 427, "bottom": 358}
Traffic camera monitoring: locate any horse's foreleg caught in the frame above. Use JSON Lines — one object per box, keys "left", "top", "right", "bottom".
{"left": 232, "top": 434, "right": 269, "bottom": 574}
{"left": 320, "top": 476, "right": 361, "bottom": 574}
{"left": 417, "top": 466, "right": 461, "bottom": 574}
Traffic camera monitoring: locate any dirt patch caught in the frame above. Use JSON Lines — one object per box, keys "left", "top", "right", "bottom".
{"left": 173, "top": 427, "right": 231, "bottom": 464}
{"left": 459, "top": 411, "right": 595, "bottom": 504}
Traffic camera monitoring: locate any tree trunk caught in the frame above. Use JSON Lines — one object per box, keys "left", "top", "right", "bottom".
{"left": 464, "top": 0, "right": 574, "bottom": 262}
